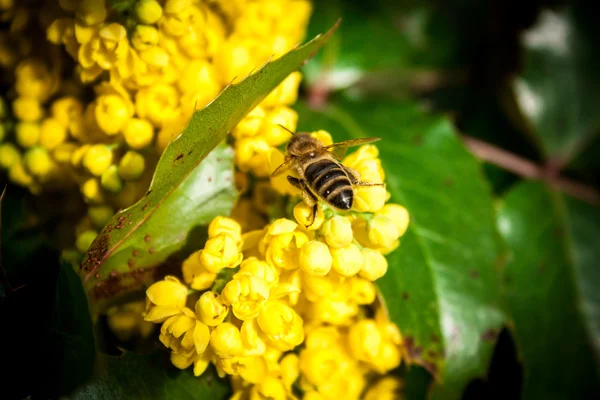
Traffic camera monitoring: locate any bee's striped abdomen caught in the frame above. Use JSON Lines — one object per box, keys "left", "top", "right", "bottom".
{"left": 304, "top": 159, "right": 353, "bottom": 210}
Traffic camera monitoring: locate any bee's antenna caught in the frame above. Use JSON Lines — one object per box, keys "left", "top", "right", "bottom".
{"left": 277, "top": 124, "right": 296, "bottom": 135}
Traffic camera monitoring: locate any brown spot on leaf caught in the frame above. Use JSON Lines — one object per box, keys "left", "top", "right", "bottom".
{"left": 109, "top": 271, "right": 118, "bottom": 278}
{"left": 81, "top": 233, "right": 109, "bottom": 273}
{"left": 208, "top": 177, "right": 212, "bottom": 182}
{"left": 481, "top": 328, "right": 499, "bottom": 342}
{"left": 175, "top": 154, "right": 184, "bottom": 161}
{"left": 469, "top": 269, "right": 479, "bottom": 279}
{"left": 142, "top": 203, "right": 149, "bottom": 211}
{"left": 91, "top": 268, "right": 150, "bottom": 302}
{"left": 95, "top": 273, "right": 100, "bottom": 279}
{"left": 431, "top": 335, "right": 440, "bottom": 343}
{"left": 427, "top": 350, "right": 437, "bottom": 359}
{"left": 144, "top": 234, "right": 151, "bottom": 243}
{"left": 402, "top": 292, "right": 410, "bottom": 300}
{"left": 187, "top": 150, "right": 192, "bottom": 155}
{"left": 133, "top": 250, "right": 140, "bottom": 257}
{"left": 404, "top": 336, "right": 423, "bottom": 359}
{"left": 149, "top": 247, "right": 155, "bottom": 254}
{"left": 146, "top": 190, "right": 152, "bottom": 196}
{"left": 128, "top": 259, "right": 135, "bottom": 268}
{"left": 421, "top": 360, "right": 438, "bottom": 378}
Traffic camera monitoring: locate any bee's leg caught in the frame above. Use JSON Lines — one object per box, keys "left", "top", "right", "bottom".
{"left": 342, "top": 166, "right": 385, "bottom": 187}
{"left": 287, "top": 176, "right": 318, "bottom": 227}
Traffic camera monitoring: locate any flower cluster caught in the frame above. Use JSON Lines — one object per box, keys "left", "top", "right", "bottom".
{"left": 0, "top": 0, "right": 310, "bottom": 249}
{"left": 144, "top": 131, "right": 410, "bottom": 399}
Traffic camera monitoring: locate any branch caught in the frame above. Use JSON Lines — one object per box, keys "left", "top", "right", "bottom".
{"left": 462, "top": 135, "right": 600, "bottom": 206}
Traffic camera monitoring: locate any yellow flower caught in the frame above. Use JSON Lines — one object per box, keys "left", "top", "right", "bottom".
{"left": 24, "top": 147, "right": 55, "bottom": 180}
{"left": 106, "top": 300, "right": 155, "bottom": 342}
{"left": 348, "top": 320, "right": 381, "bottom": 362}
{"left": 9, "top": 161, "right": 34, "bottom": 187}
{"left": 76, "top": 0, "right": 107, "bottom": 26}
{"left": 144, "top": 276, "right": 188, "bottom": 322}
{"left": 131, "top": 25, "right": 160, "bottom": 50}
{"left": 302, "top": 269, "right": 344, "bottom": 302}
{"left": 234, "top": 137, "right": 271, "bottom": 176}
{"left": 178, "top": 60, "right": 220, "bottom": 108}
{"left": 240, "top": 318, "right": 267, "bottom": 356}
{"left": 208, "top": 216, "right": 243, "bottom": 245}
{"left": 51, "top": 96, "right": 83, "bottom": 128}
{"left": 93, "top": 90, "right": 133, "bottom": 135}
{"left": 100, "top": 165, "right": 124, "bottom": 193}
{"left": 368, "top": 215, "right": 400, "bottom": 251}
{"left": 343, "top": 144, "right": 385, "bottom": 183}
{"left": 81, "top": 177, "right": 105, "bottom": 204}
{"left": 359, "top": 248, "right": 388, "bottom": 281}
{"left": 39, "top": 118, "right": 68, "bottom": 150}
{"left": 15, "top": 59, "right": 55, "bottom": 101}
{"left": 353, "top": 186, "right": 387, "bottom": 212}
{"left": 15, "top": 122, "right": 40, "bottom": 148}
{"left": 83, "top": 144, "right": 113, "bottom": 176}
{"left": 13, "top": 97, "right": 43, "bottom": 122}
{"left": 210, "top": 322, "right": 244, "bottom": 358}
{"left": 0, "top": 143, "right": 21, "bottom": 169}
{"left": 348, "top": 277, "right": 377, "bottom": 305}
{"left": 331, "top": 244, "right": 364, "bottom": 277}
{"left": 250, "top": 375, "right": 287, "bottom": 400}
{"left": 377, "top": 204, "right": 410, "bottom": 237}
{"left": 123, "top": 118, "right": 154, "bottom": 149}
{"left": 280, "top": 353, "right": 300, "bottom": 389}
{"left": 160, "top": 308, "right": 210, "bottom": 355}
{"left": 222, "top": 274, "right": 270, "bottom": 320}
{"left": 195, "top": 291, "right": 229, "bottom": 326}
{"left": 293, "top": 201, "right": 324, "bottom": 230}
{"left": 299, "top": 240, "right": 332, "bottom": 277}
{"left": 236, "top": 257, "right": 279, "bottom": 289}
{"left": 181, "top": 250, "right": 218, "bottom": 290}
{"left": 118, "top": 151, "right": 145, "bottom": 180}
{"left": 200, "top": 234, "right": 243, "bottom": 273}
{"left": 232, "top": 106, "right": 265, "bottom": 139}
{"left": 257, "top": 300, "right": 304, "bottom": 351}
{"left": 88, "top": 205, "right": 114, "bottom": 229}
{"left": 266, "top": 228, "right": 308, "bottom": 271}
{"left": 311, "top": 130, "right": 333, "bottom": 146}
{"left": 171, "top": 350, "right": 211, "bottom": 377}
{"left": 135, "top": 0, "right": 163, "bottom": 24}
{"left": 262, "top": 71, "right": 302, "bottom": 107}
{"left": 259, "top": 106, "right": 298, "bottom": 146}
{"left": 364, "top": 377, "right": 403, "bottom": 400}
{"left": 321, "top": 215, "right": 353, "bottom": 248}
{"left": 135, "top": 83, "right": 180, "bottom": 127}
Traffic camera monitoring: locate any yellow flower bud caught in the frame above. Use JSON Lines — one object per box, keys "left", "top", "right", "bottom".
{"left": 222, "top": 275, "right": 270, "bottom": 320}
{"left": 293, "top": 202, "right": 324, "bottom": 230}
{"left": 88, "top": 205, "right": 114, "bottom": 229}
{"left": 373, "top": 339, "right": 402, "bottom": 373}
{"left": 280, "top": 353, "right": 299, "bottom": 389}
{"left": 39, "top": 118, "right": 67, "bottom": 150}
{"left": 359, "top": 248, "right": 388, "bottom": 281}
{"left": 136, "top": 0, "right": 163, "bottom": 24}
{"left": 95, "top": 95, "right": 131, "bottom": 135}
{"left": 0, "top": 144, "right": 21, "bottom": 169}
{"left": 59, "top": 0, "right": 78, "bottom": 12}
{"left": 266, "top": 230, "right": 309, "bottom": 270}
{"left": 76, "top": 229, "right": 98, "bottom": 253}
{"left": 135, "top": 84, "right": 180, "bottom": 127}
{"left": 51, "top": 96, "right": 83, "bottom": 128}
{"left": 368, "top": 215, "right": 400, "bottom": 250}
{"left": 343, "top": 144, "right": 385, "bottom": 183}
{"left": 259, "top": 106, "right": 298, "bottom": 146}
{"left": 182, "top": 250, "right": 218, "bottom": 290}
{"left": 15, "top": 59, "right": 54, "bottom": 101}
{"left": 210, "top": 322, "right": 244, "bottom": 358}
{"left": 240, "top": 319, "right": 266, "bottom": 356}
{"left": 106, "top": 301, "right": 155, "bottom": 342}
{"left": 123, "top": 118, "right": 154, "bottom": 149}
{"left": 331, "top": 244, "right": 364, "bottom": 277}
{"left": 77, "top": 0, "right": 107, "bottom": 26}
{"left": 118, "top": 151, "right": 145, "bottom": 181}
{"left": 15, "top": 122, "right": 40, "bottom": 148}
{"left": 195, "top": 291, "right": 229, "bottom": 326}
{"left": 234, "top": 137, "right": 271, "bottom": 176}
{"left": 201, "top": 234, "right": 243, "bottom": 273}
{"left": 97, "top": 165, "right": 123, "bottom": 194}
{"left": 178, "top": 60, "right": 220, "bottom": 98}
{"left": 81, "top": 177, "right": 105, "bottom": 204}
{"left": 236, "top": 257, "right": 278, "bottom": 289}
{"left": 250, "top": 376, "right": 287, "bottom": 400}
{"left": 160, "top": 308, "right": 210, "bottom": 355}
{"left": 52, "top": 143, "right": 78, "bottom": 164}
{"left": 299, "top": 240, "right": 332, "bottom": 276}
{"left": 24, "top": 147, "right": 54, "bottom": 179}
{"left": 257, "top": 300, "right": 304, "bottom": 351}
{"left": 377, "top": 204, "right": 409, "bottom": 237}
{"left": 131, "top": 25, "right": 160, "bottom": 50}
{"left": 349, "top": 277, "right": 377, "bottom": 305}
{"left": 83, "top": 144, "right": 113, "bottom": 176}
{"left": 208, "top": 216, "right": 242, "bottom": 244}
{"left": 353, "top": 186, "right": 387, "bottom": 212}
{"left": 139, "top": 47, "right": 170, "bottom": 68}
{"left": 13, "top": 97, "right": 43, "bottom": 122}
{"left": 321, "top": 215, "right": 353, "bottom": 248}
{"left": 145, "top": 276, "right": 187, "bottom": 322}
{"left": 364, "top": 377, "right": 403, "bottom": 400}
{"left": 232, "top": 106, "right": 265, "bottom": 139}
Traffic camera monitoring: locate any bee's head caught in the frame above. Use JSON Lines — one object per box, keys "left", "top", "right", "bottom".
{"left": 287, "top": 133, "right": 323, "bottom": 158}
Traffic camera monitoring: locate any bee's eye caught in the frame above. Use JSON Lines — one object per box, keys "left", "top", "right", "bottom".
{"left": 309, "top": 152, "right": 315, "bottom": 157}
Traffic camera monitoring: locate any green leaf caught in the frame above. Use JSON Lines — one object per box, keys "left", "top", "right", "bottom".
{"left": 497, "top": 182, "right": 600, "bottom": 398}
{"left": 70, "top": 352, "right": 230, "bottom": 400}
{"left": 295, "top": 96, "right": 506, "bottom": 399}
{"left": 511, "top": 4, "right": 600, "bottom": 163}
{"left": 79, "top": 23, "right": 339, "bottom": 312}
{"left": 46, "top": 259, "right": 96, "bottom": 397}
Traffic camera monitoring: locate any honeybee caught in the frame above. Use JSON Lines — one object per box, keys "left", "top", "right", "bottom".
{"left": 272, "top": 129, "right": 385, "bottom": 226}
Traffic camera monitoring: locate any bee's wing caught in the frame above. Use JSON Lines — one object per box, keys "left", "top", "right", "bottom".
{"left": 324, "top": 137, "right": 381, "bottom": 159}
{"left": 270, "top": 157, "right": 294, "bottom": 177}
